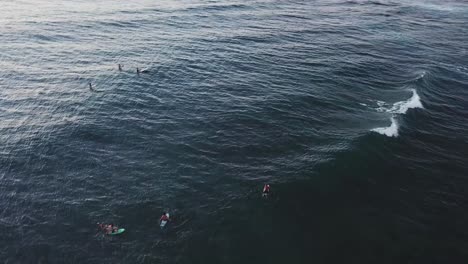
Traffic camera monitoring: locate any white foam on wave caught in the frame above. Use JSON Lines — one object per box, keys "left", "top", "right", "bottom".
{"left": 375, "top": 100, "right": 387, "bottom": 112}
{"left": 371, "top": 89, "right": 423, "bottom": 137}
{"left": 372, "top": 117, "right": 399, "bottom": 137}
{"left": 388, "top": 89, "right": 423, "bottom": 114}
{"left": 417, "top": 70, "right": 427, "bottom": 80}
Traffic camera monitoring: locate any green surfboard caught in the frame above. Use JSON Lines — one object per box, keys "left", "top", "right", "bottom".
{"left": 108, "top": 228, "right": 125, "bottom": 235}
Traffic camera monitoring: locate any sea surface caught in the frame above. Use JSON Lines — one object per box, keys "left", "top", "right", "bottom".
{"left": 1, "top": 0, "right": 468, "bottom": 263}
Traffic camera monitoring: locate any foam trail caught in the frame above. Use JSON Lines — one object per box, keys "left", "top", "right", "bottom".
{"left": 372, "top": 117, "right": 399, "bottom": 137}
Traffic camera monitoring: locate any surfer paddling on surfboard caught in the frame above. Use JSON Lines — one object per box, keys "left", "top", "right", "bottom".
{"left": 97, "top": 223, "right": 125, "bottom": 235}
{"left": 160, "top": 212, "right": 170, "bottom": 228}
{"left": 98, "top": 223, "right": 117, "bottom": 234}
{"left": 262, "top": 184, "right": 270, "bottom": 198}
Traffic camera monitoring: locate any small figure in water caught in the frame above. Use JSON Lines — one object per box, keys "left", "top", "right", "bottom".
{"left": 160, "top": 212, "right": 170, "bottom": 222}
{"left": 98, "top": 223, "right": 118, "bottom": 234}
{"left": 262, "top": 184, "right": 270, "bottom": 198}
{"left": 160, "top": 212, "right": 170, "bottom": 228}
{"left": 89, "top": 82, "right": 94, "bottom": 91}
{"left": 118, "top": 64, "right": 123, "bottom": 71}
{"left": 136, "top": 67, "right": 140, "bottom": 75}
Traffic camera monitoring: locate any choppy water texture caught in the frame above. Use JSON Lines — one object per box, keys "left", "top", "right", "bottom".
{"left": 1, "top": 0, "right": 468, "bottom": 263}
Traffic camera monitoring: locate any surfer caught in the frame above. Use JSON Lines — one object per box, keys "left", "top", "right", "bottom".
{"left": 136, "top": 67, "right": 140, "bottom": 75}
{"left": 262, "top": 184, "right": 270, "bottom": 197}
{"left": 89, "top": 82, "right": 94, "bottom": 91}
{"left": 160, "top": 212, "right": 170, "bottom": 223}
{"left": 97, "top": 223, "right": 109, "bottom": 233}
{"left": 160, "top": 212, "right": 170, "bottom": 229}
{"left": 98, "top": 223, "right": 118, "bottom": 234}
{"left": 118, "top": 64, "right": 123, "bottom": 71}
{"left": 106, "top": 224, "right": 113, "bottom": 234}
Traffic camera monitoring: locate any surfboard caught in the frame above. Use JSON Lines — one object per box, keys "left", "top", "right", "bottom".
{"left": 108, "top": 228, "right": 125, "bottom": 235}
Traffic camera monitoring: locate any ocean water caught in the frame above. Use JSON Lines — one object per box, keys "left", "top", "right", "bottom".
{"left": 1, "top": 0, "right": 468, "bottom": 263}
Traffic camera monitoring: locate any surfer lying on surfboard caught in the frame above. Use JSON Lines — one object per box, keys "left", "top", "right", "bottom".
{"left": 262, "top": 184, "right": 270, "bottom": 198}
{"left": 97, "top": 223, "right": 120, "bottom": 235}
{"left": 160, "top": 212, "right": 170, "bottom": 228}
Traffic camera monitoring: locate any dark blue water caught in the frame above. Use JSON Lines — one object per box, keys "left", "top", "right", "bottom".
{"left": 1, "top": 0, "right": 468, "bottom": 263}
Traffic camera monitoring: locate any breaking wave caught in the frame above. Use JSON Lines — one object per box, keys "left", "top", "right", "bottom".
{"left": 371, "top": 89, "right": 423, "bottom": 137}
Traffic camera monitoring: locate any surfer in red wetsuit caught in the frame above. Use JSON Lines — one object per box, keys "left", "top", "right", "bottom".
{"left": 262, "top": 184, "right": 270, "bottom": 197}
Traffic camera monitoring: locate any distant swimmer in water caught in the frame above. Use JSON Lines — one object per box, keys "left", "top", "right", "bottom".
{"left": 262, "top": 184, "right": 270, "bottom": 198}
{"left": 118, "top": 64, "right": 123, "bottom": 71}
{"left": 89, "top": 82, "right": 94, "bottom": 91}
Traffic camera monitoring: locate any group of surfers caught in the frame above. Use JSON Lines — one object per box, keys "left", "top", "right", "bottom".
{"left": 98, "top": 184, "right": 271, "bottom": 235}
{"left": 88, "top": 64, "right": 147, "bottom": 92}
{"left": 97, "top": 212, "right": 170, "bottom": 235}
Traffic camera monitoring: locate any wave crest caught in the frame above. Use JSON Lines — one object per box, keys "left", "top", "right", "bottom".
{"left": 388, "top": 89, "right": 423, "bottom": 114}
{"left": 372, "top": 117, "right": 399, "bottom": 137}
{"left": 371, "top": 89, "right": 423, "bottom": 137}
